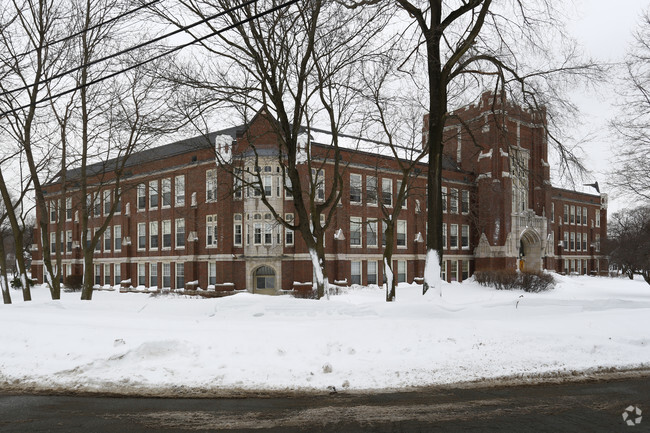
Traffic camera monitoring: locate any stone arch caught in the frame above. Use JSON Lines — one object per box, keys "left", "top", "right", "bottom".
{"left": 519, "top": 228, "right": 543, "bottom": 272}
{"left": 253, "top": 265, "right": 276, "bottom": 291}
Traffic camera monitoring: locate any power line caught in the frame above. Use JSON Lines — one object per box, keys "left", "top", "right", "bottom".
{"left": 0, "top": 0, "right": 258, "bottom": 99}
{"left": 0, "top": 0, "right": 298, "bottom": 119}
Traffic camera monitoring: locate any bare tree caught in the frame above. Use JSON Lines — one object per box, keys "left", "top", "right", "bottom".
{"left": 150, "top": 0, "right": 391, "bottom": 298}
{"left": 603, "top": 206, "right": 650, "bottom": 285}
{"left": 610, "top": 11, "right": 650, "bottom": 203}
{"left": 386, "top": 0, "right": 601, "bottom": 294}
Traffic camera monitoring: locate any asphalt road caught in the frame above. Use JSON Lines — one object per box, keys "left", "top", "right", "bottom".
{"left": 0, "top": 375, "right": 648, "bottom": 433}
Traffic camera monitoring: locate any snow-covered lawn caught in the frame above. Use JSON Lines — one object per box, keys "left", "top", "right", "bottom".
{"left": 1, "top": 274, "right": 649, "bottom": 395}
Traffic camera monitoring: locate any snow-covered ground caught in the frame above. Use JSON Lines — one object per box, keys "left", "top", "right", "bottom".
{"left": 1, "top": 274, "right": 649, "bottom": 395}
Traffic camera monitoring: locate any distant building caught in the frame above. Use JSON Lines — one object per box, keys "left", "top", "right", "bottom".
{"left": 31, "top": 92, "right": 608, "bottom": 293}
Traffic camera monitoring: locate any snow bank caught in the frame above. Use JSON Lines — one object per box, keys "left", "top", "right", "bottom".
{"left": 0, "top": 275, "right": 649, "bottom": 394}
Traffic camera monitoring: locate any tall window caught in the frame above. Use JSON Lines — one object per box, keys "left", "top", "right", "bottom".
{"left": 150, "top": 221, "right": 159, "bottom": 249}
{"left": 366, "top": 220, "right": 377, "bottom": 247}
{"left": 114, "top": 263, "right": 121, "bottom": 286}
{"left": 450, "top": 188, "right": 458, "bottom": 213}
{"left": 396, "top": 180, "right": 406, "bottom": 208}
{"left": 175, "top": 218, "right": 185, "bottom": 248}
{"left": 596, "top": 211, "right": 600, "bottom": 227}
{"left": 450, "top": 224, "right": 458, "bottom": 249}
{"left": 104, "top": 226, "right": 111, "bottom": 252}
{"left": 576, "top": 232, "right": 581, "bottom": 251}
{"left": 94, "top": 228, "right": 101, "bottom": 251}
{"left": 582, "top": 233, "right": 587, "bottom": 251}
{"left": 462, "top": 261, "right": 469, "bottom": 280}
{"left": 234, "top": 169, "right": 243, "bottom": 200}
{"left": 350, "top": 174, "right": 362, "bottom": 204}
{"left": 284, "top": 213, "right": 293, "bottom": 246}
{"left": 162, "top": 263, "right": 171, "bottom": 288}
{"left": 149, "top": 180, "right": 159, "bottom": 208}
{"left": 441, "top": 260, "right": 447, "bottom": 282}
{"left": 443, "top": 223, "right": 447, "bottom": 249}
{"left": 350, "top": 217, "right": 362, "bottom": 246}
{"left": 576, "top": 207, "right": 582, "bottom": 226}
{"left": 570, "top": 232, "right": 575, "bottom": 251}
{"left": 381, "top": 178, "right": 392, "bottom": 207}
{"left": 66, "top": 230, "right": 72, "bottom": 253}
{"left": 351, "top": 261, "right": 361, "bottom": 285}
{"left": 138, "top": 223, "right": 146, "bottom": 250}
{"left": 114, "top": 225, "right": 122, "bottom": 251}
{"left": 461, "top": 190, "right": 469, "bottom": 214}
{"left": 115, "top": 188, "right": 121, "bottom": 214}
{"left": 396, "top": 220, "right": 406, "bottom": 247}
{"left": 137, "top": 183, "right": 146, "bottom": 210}
{"left": 103, "top": 190, "right": 111, "bottom": 215}
{"left": 234, "top": 214, "right": 243, "bottom": 246}
{"left": 311, "top": 169, "right": 324, "bottom": 201}
{"left": 175, "top": 175, "right": 185, "bottom": 206}
{"left": 570, "top": 206, "right": 575, "bottom": 224}
{"left": 461, "top": 225, "right": 469, "bottom": 249}
{"left": 367, "top": 260, "right": 377, "bottom": 285}
{"left": 254, "top": 221, "right": 262, "bottom": 245}
{"left": 582, "top": 207, "right": 587, "bottom": 225}
{"left": 50, "top": 232, "right": 56, "bottom": 254}
{"left": 138, "top": 263, "right": 146, "bottom": 287}
{"left": 206, "top": 215, "right": 218, "bottom": 247}
{"left": 161, "top": 178, "right": 172, "bottom": 207}
{"left": 397, "top": 260, "right": 406, "bottom": 283}
{"left": 208, "top": 262, "right": 217, "bottom": 286}
{"left": 366, "top": 176, "right": 377, "bottom": 205}
{"left": 510, "top": 148, "right": 529, "bottom": 213}
{"left": 450, "top": 260, "right": 458, "bottom": 282}
{"left": 442, "top": 187, "right": 447, "bottom": 212}
{"left": 176, "top": 263, "right": 184, "bottom": 289}
{"left": 263, "top": 175, "right": 272, "bottom": 197}
{"left": 551, "top": 202, "right": 555, "bottom": 223}
{"left": 65, "top": 197, "right": 72, "bottom": 221}
{"left": 95, "top": 264, "right": 101, "bottom": 286}
{"left": 162, "top": 220, "right": 171, "bottom": 248}
{"left": 206, "top": 169, "right": 218, "bottom": 202}
{"left": 563, "top": 205, "right": 568, "bottom": 223}
{"left": 264, "top": 222, "right": 273, "bottom": 245}
{"left": 563, "top": 231, "right": 569, "bottom": 249}
{"left": 150, "top": 263, "right": 158, "bottom": 288}
{"left": 93, "top": 194, "right": 101, "bottom": 217}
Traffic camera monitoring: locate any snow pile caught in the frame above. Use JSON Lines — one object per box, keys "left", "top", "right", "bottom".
{"left": 0, "top": 274, "right": 649, "bottom": 394}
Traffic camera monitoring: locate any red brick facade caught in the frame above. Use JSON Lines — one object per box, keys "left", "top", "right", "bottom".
{"left": 31, "top": 94, "right": 608, "bottom": 292}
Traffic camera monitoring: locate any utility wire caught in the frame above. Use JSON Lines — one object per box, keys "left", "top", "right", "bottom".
{"left": 0, "top": 0, "right": 298, "bottom": 119}
{"left": 0, "top": 0, "right": 258, "bottom": 98}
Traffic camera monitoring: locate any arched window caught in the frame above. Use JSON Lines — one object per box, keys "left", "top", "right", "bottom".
{"left": 254, "top": 266, "right": 275, "bottom": 290}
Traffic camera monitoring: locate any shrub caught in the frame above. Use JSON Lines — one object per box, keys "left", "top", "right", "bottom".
{"left": 64, "top": 274, "right": 83, "bottom": 291}
{"left": 474, "top": 269, "right": 555, "bottom": 293}
{"left": 10, "top": 276, "right": 34, "bottom": 289}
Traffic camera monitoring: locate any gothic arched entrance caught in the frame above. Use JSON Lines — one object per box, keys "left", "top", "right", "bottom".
{"left": 519, "top": 228, "right": 543, "bottom": 272}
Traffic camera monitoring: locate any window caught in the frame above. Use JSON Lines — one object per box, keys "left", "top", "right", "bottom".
{"left": 450, "top": 188, "right": 458, "bottom": 214}
{"left": 582, "top": 233, "right": 587, "bottom": 251}
{"left": 162, "top": 220, "right": 171, "bottom": 248}
{"left": 312, "top": 169, "right": 324, "bottom": 201}
{"left": 263, "top": 175, "right": 272, "bottom": 197}
{"left": 582, "top": 207, "right": 587, "bottom": 225}
{"left": 350, "top": 174, "right": 362, "bottom": 204}
{"left": 146, "top": 263, "right": 157, "bottom": 288}
{"left": 175, "top": 175, "right": 185, "bottom": 206}
{"left": 93, "top": 194, "right": 101, "bottom": 217}
{"left": 138, "top": 223, "right": 146, "bottom": 250}
{"left": 576, "top": 207, "right": 582, "bottom": 226}
{"left": 350, "top": 217, "right": 362, "bottom": 246}
{"left": 176, "top": 263, "right": 184, "bottom": 289}
{"left": 114, "top": 263, "right": 121, "bottom": 286}
{"left": 254, "top": 223, "right": 262, "bottom": 245}
{"left": 234, "top": 214, "right": 243, "bottom": 247}
{"left": 551, "top": 202, "right": 555, "bottom": 223}
{"left": 461, "top": 190, "right": 469, "bottom": 214}
{"left": 161, "top": 178, "right": 171, "bottom": 207}
{"left": 462, "top": 261, "right": 469, "bottom": 280}
{"left": 442, "top": 187, "right": 447, "bottom": 212}
{"left": 595, "top": 233, "right": 600, "bottom": 252}
{"left": 284, "top": 214, "right": 293, "bottom": 246}
{"left": 441, "top": 260, "right": 447, "bottom": 282}
{"left": 138, "top": 263, "right": 146, "bottom": 287}
{"left": 443, "top": 223, "right": 447, "bottom": 249}
{"left": 208, "top": 262, "right": 217, "bottom": 286}
{"left": 570, "top": 232, "right": 575, "bottom": 251}
{"left": 114, "top": 225, "right": 122, "bottom": 251}
{"left": 103, "top": 190, "right": 111, "bottom": 215}
{"left": 366, "top": 220, "right": 377, "bottom": 247}
{"left": 206, "top": 215, "right": 218, "bottom": 247}
{"left": 234, "top": 169, "right": 243, "bottom": 200}
{"left": 461, "top": 225, "right": 469, "bottom": 249}
{"left": 115, "top": 188, "right": 121, "bottom": 214}
{"left": 175, "top": 218, "right": 185, "bottom": 248}
{"left": 66, "top": 230, "right": 72, "bottom": 253}
{"left": 65, "top": 197, "right": 72, "bottom": 221}
{"left": 396, "top": 180, "right": 406, "bottom": 208}
{"left": 396, "top": 220, "right": 406, "bottom": 247}
{"left": 149, "top": 180, "right": 159, "bottom": 208}
{"left": 264, "top": 222, "right": 273, "bottom": 245}
{"left": 206, "top": 169, "right": 218, "bottom": 202}
{"left": 162, "top": 263, "right": 171, "bottom": 288}
{"left": 367, "top": 260, "right": 377, "bottom": 285}
{"left": 86, "top": 229, "right": 91, "bottom": 249}
{"left": 366, "top": 176, "right": 377, "bottom": 205}
{"left": 94, "top": 228, "right": 100, "bottom": 251}
{"left": 381, "top": 178, "right": 392, "bottom": 207}
{"left": 563, "top": 205, "right": 568, "bottom": 224}
{"left": 450, "top": 260, "right": 458, "bottom": 282}
{"left": 255, "top": 265, "right": 275, "bottom": 289}
{"left": 150, "top": 221, "right": 159, "bottom": 249}
{"left": 103, "top": 264, "right": 111, "bottom": 286}
{"left": 450, "top": 224, "right": 458, "bottom": 249}
{"left": 595, "top": 211, "right": 600, "bottom": 227}
{"left": 563, "top": 231, "right": 569, "bottom": 250}
{"left": 104, "top": 226, "right": 111, "bottom": 251}
{"left": 137, "top": 183, "right": 146, "bottom": 210}
{"left": 397, "top": 260, "right": 406, "bottom": 283}
{"left": 95, "top": 264, "right": 101, "bottom": 286}
{"left": 351, "top": 261, "right": 361, "bottom": 285}
{"left": 570, "top": 205, "right": 575, "bottom": 224}
{"left": 576, "top": 232, "right": 581, "bottom": 251}
{"left": 50, "top": 232, "right": 56, "bottom": 254}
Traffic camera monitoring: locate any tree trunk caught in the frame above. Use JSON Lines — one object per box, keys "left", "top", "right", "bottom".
{"left": 384, "top": 221, "right": 396, "bottom": 302}
{"left": 81, "top": 248, "right": 94, "bottom": 300}
{"left": 309, "top": 244, "right": 329, "bottom": 300}
{"left": 0, "top": 236, "right": 11, "bottom": 304}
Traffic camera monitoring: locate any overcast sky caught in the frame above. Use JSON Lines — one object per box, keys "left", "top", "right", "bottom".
{"left": 562, "top": 0, "right": 649, "bottom": 213}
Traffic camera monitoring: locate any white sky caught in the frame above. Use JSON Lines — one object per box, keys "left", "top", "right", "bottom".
{"left": 562, "top": 0, "right": 649, "bottom": 213}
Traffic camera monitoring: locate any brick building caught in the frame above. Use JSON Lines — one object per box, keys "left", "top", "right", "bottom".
{"left": 31, "top": 93, "right": 608, "bottom": 293}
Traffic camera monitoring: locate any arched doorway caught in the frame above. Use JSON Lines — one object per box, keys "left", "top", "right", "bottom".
{"left": 519, "top": 229, "right": 543, "bottom": 272}
{"left": 254, "top": 265, "right": 276, "bottom": 291}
